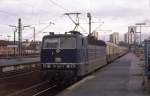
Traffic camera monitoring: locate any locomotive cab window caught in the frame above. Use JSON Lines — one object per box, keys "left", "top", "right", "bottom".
{"left": 43, "top": 37, "right": 76, "bottom": 49}
{"left": 43, "top": 38, "right": 59, "bottom": 49}
{"left": 60, "top": 37, "right": 76, "bottom": 49}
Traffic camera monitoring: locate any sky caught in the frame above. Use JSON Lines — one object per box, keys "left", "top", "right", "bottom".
{"left": 0, "top": 0, "right": 150, "bottom": 41}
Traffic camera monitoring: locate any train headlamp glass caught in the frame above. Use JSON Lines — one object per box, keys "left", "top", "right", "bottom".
{"left": 47, "top": 64, "right": 51, "bottom": 68}
{"left": 66, "top": 65, "right": 70, "bottom": 68}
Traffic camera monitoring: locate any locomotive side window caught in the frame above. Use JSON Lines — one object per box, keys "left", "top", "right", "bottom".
{"left": 60, "top": 37, "right": 76, "bottom": 49}
{"left": 43, "top": 38, "right": 59, "bottom": 49}
{"left": 82, "top": 39, "right": 84, "bottom": 46}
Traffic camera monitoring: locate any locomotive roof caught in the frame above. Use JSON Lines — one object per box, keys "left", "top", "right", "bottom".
{"left": 87, "top": 36, "right": 106, "bottom": 46}
{"left": 43, "top": 31, "right": 83, "bottom": 38}
{"left": 43, "top": 34, "right": 106, "bottom": 46}
{"left": 43, "top": 34, "right": 83, "bottom": 38}
{"left": 106, "top": 42, "right": 119, "bottom": 47}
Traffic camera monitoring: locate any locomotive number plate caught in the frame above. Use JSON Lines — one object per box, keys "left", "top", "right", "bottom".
{"left": 55, "top": 57, "right": 62, "bottom": 62}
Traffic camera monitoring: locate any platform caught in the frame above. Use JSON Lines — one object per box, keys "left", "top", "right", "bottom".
{"left": 0, "top": 57, "right": 40, "bottom": 66}
{"left": 56, "top": 53, "right": 145, "bottom": 96}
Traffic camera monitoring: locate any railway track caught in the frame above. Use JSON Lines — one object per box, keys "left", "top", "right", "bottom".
{"left": 32, "top": 85, "right": 57, "bottom": 96}
{"left": 0, "top": 62, "right": 68, "bottom": 96}
{"left": 6, "top": 81, "right": 58, "bottom": 96}
{"left": 0, "top": 62, "right": 41, "bottom": 80}
{"left": 0, "top": 70, "right": 40, "bottom": 80}
{"left": 0, "top": 67, "right": 44, "bottom": 96}
{"left": 5, "top": 78, "right": 74, "bottom": 96}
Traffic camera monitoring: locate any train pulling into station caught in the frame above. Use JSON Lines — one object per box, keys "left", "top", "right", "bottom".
{"left": 40, "top": 31, "right": 128, "bottom": 83}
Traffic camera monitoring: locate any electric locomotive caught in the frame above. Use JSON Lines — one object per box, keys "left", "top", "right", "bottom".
{"left": 40, "top": 31, "right": 107, "bottom": 82}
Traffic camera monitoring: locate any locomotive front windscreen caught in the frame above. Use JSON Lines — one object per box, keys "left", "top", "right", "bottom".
{"left": 43, "top": 37, "right": 76, "bottom": 49}
{"left": 43, "top": 38, "right": 59, "bottom": 49}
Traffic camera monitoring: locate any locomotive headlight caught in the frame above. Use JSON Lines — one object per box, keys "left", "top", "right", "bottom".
{"left": 65, "top": 64, "right": 76, "bottom": 68}
{"left": 66, "top": 65, "right": 70, "bottom": 68}
{"left": 47, "top": 65, "right": 51, "bottom": 68}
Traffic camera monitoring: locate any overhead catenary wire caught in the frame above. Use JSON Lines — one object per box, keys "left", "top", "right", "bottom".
{"left": 9, "top": 1, "right": 56, "bottom": 25}
{"left": 16, "top": 2, "right": 45, "bottom": 25}
{"left": 0, "top": 0, "right": 62, "bottom": 40}
{"left": 47, "top": 0, "right": 70, "bottom": 12}
{"left": 24, "top": 23, "right": 54, "bottom": 40}
{"left": 3, "top": 0, "right": 104, "bottom": 40}
{"left": 0, "top": 9, "right": 18, "bottom": 17}
{"left": 27, "top": 0, "right": 92, "bottom": 36}
{"left": 78, "top": 25, "right": 88, "bottom": 33}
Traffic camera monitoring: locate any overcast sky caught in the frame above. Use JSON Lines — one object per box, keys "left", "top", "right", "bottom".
{"left": 0, "top": 0, "right": 150, "bottom": 41}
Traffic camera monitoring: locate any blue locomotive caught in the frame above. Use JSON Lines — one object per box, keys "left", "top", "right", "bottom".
{"left": 40, "top": 31, "right": 127, "bottom": 82}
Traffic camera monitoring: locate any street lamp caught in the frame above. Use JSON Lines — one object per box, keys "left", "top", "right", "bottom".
{"left": 8, "top": 25, "right": 17, "bottom": 45}
{"left": 8, "top": 25, "right": 17, "bottom": 56}
{"left": 135, "top": 23, "right": 146, "bottom": 46}
{"left": 24, "top": 25, "right": 36, "bottom": 42}
{"left": 7, "top": 35, "right": 11, "bottom": 41}
{"left": 30, "top": 27, "right": 35, "bottom": 42}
